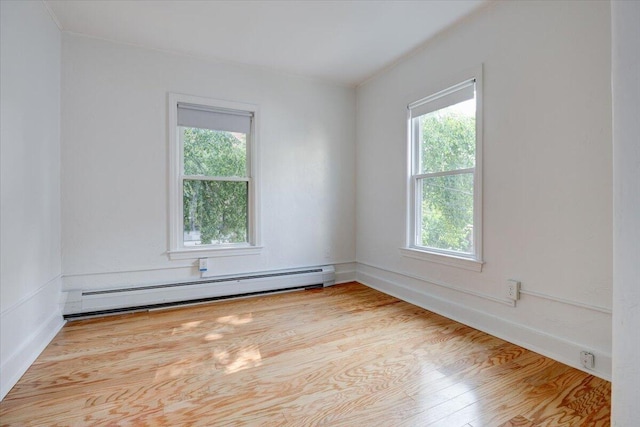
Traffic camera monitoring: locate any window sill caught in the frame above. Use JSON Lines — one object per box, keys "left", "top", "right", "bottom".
{"left": 399, "top": 247, "right": 484, "bottom": 272}
{"left": 168, "top": 245, "right": 263, "bottom": 260}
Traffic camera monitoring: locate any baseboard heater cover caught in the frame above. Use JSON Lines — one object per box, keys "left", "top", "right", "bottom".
{"left": 64, "top": 265, "right": 335, "bottom": 319}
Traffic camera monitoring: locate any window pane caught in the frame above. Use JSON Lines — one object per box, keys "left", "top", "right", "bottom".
{"left": 419, "top": 173, "right": 474, "bottom": 253}
{"left": 182, "top": 127, "right": 247, "bottom": 177}
{"left": 183, "top": 180, "right": 248, "bottom": 246}
{"left": 418, "top": 98, "right": 475, "bottom": 174}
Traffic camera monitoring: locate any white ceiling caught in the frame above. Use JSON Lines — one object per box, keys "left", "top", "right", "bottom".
{"left": 45, "top": 0, "right": 487, "bottom": 87}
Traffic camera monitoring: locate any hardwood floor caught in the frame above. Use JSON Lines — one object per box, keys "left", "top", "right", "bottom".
{"left": 0, "top": 282, "right": 610, "bottom": 426}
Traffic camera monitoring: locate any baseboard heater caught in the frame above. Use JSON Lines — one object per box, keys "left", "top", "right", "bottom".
{"left": 64, "top": 265, "right": 335, "bottom": 319}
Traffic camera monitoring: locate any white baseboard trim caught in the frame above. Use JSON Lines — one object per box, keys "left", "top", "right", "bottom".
{"left": 334, "top": 262, "right": 357, "bottom": 284}
{"left": 1, "top": 277, "right": 65, "bottom": 401}
{"left": 356, "top": 266, "right": 612, "bottom": 381}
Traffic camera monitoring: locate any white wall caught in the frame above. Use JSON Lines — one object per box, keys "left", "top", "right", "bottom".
{"left": 61, "top": 35, "right": 356, "bottom": 293}
{"left": 0, "top": 1, "right": 64, "bottom": 399}
{"left": 356, "top": 0, "right": 613, "bottom": 379}
{"left": 611, "top": 1, "right": 640, "bottom": 423}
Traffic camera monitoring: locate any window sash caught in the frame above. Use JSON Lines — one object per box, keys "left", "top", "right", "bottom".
{"left": 182, "top": 175, "right": 250, "bottom": 182}
{"left": 413, "top": 171, "right": 475, "bottom": 254}
{"left": 179, "top": 126, "right": 250, "bottom": 178}
{"left": 178, "top": 127, "right": 252, "bottom": 249}
{"left": 410, "top": 94, "right": 477, "bottom": 180}
{"left": 413, "top": 167, "right": 475, "bottom": 180}
{"left": 182, "top": 177, "right": 250, "bottom": 246}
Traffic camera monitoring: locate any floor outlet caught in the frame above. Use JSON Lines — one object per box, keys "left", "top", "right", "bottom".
{"left": 580, "top": 351, "right": 595, "bottom": 369}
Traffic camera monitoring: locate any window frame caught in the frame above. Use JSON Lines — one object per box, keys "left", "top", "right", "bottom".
{"left": 403, "top": 67, "right": 484, "bottom": 272}
{"left": 167, "top": 93, "right": 261, "bottom": 260}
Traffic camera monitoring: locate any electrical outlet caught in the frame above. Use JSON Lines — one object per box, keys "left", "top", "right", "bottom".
{"left": 580, "top": 351, "right": 595, "bottom": 369}
{"left": 506, "top": 280, "right": 520, "bottom": 300}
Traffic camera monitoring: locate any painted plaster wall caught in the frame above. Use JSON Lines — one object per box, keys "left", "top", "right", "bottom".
{"left": 0, "top": 0, "right": 64, "bottom": 399}
{"left": 61, "top": 35, "right": 356, "bottom": 292}
{"left": 355, "top": 0, "right": 613, "bottom": 378}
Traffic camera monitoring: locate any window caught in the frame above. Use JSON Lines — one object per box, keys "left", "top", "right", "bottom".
{"left": 404, "top": 71, "right": 483, "bottom": 271}
{"left": 168, "top": 94, "right": 260, "bottom": 260}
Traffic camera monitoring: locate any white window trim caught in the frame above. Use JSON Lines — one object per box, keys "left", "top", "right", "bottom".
{"left": 167, "top": 93, "right": 261, "bottom": 260}
{"left": 399, "top": 247, "right": 483, "bottom": 272}
{"left": 403, "top": 66, "right": 484, "bottom": 271}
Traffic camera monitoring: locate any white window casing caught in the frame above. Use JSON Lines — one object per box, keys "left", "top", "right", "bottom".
{"left": 403, "top": 66, "right": 484, "bottom": 272}
{"left": 168, "top": 93, "right": 262, "bottom": 260}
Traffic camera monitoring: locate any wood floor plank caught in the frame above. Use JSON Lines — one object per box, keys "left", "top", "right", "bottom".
{"left": 0, "top": 282, "right": 610, "bottom": 426}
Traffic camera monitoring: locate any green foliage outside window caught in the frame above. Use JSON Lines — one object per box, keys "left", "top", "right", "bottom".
{"left": 419, "top": 106, "right": 475, "bottom": 253}
{"left": 182, "top": 127, "right": 248, "bottom": 245}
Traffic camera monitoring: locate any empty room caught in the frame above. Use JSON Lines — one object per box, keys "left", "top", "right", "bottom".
{"left": 1, "top": 0, "right": 638, "bottom": 425}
